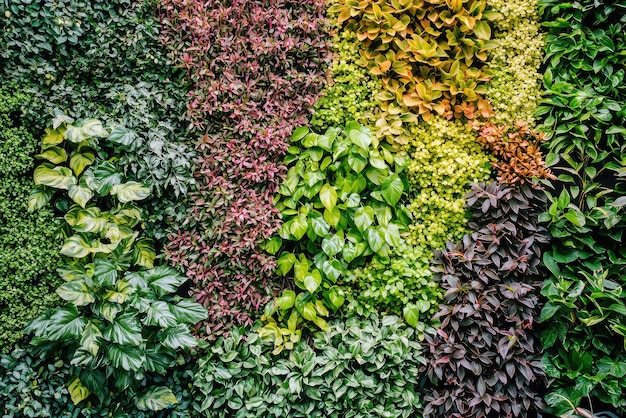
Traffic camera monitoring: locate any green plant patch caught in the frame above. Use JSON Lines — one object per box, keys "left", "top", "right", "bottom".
{"left": 196, "top": 315, "right": 424, "bottom": 418}
{"left": 260, "top": 122, "right": 411, "bottom": 353}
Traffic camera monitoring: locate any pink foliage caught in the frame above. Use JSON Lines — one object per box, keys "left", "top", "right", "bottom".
{"left": 160, "top": 0, "right": 331, "bottom": 337}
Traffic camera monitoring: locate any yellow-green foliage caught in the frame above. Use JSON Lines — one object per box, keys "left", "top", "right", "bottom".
{"left": 311, "top": 30, "right": 381, "bottom": 130}
{"left": 342, "top": 242, "right": 443, "bottom": 337}
{"left": 404, "top": 117, "right": 492, "bottom": 250}
{"left": 484, "top": 0, "right": 544, "bottom": 125}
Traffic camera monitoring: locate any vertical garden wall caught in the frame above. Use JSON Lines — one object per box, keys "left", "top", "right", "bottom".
{"left": 0, "top": 0, "right": 625, "bottom": 417}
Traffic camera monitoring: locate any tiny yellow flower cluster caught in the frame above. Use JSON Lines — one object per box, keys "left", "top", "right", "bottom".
{"left": 311, "top": 30, "right": 381, "bottom": 130}
{"left": 403, "top": 117, "right": 492, "bottom": 250}
{"left": 485, "top": 0, "right": 545, "bottom": 125}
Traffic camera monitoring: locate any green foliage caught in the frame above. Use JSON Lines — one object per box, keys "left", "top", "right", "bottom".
{"left": 24, "top": 117, "right": 207, "bottom": 413}
{"left": 484, "top": 0, "right": 545, "bottom": 125}
{"left": 0, "top": 0, "right": 193, "bottom": 239}
{"left": 0, "top": 348, "right": 201, "bottom": 417}
{"left": 341, "top": 243, "right": 443, "bottom": 338}
{"left": 260, "top": 122, "right": 411, "bottom": 352}
{"left": 537, "top": 0, "right": 626, "bottom": 414}
{"left": 404, "top": 117, "right": 492, "bottom": 250}
{"left": 328, "top": 0, "right": 497, "bottom": 121}
{"left": 195, "top": 315, "right": 424, "bottom": 418}
{"left": 311, "top": 30, "right": 381, "bottom": 131}
{"left": 0, "top": 86, "right": 62, "bottom": 352}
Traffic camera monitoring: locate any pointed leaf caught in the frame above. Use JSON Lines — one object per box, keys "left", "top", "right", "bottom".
{"left": 103, "top": 313, "right": 143, "bottom": 346}
{"left": 111, "top": 181, "right": 150, "bottom": 203}
{"left": 57, "top": 279, "right": 96, "bottom": 306}
{"left": 381, "top": 174, "right": 404, "bottom": 206}
{"left": 354, "top": 206, "right": 375, "bottom": 232}
{"left": 68, "top": 183, "right": 94, "bottom": 208}
{"left": 136, "top": 387, "right": 178, "bottom": 411}
{"left": 61, "top": 234, "right": 92, "bottom": 258}
{"left": 107, "top": 344, "right": 144, "bottom": 371}
{"left": 168, "top": 300, "right": 208, "bottom": 324}
{"left": 162, "top": 324, "right": 197, "bottom": 349}
{"left": 27, "top": 186, "right": 53, "bottom": 212}
{"left": 36, "top": 146, "right": 67, "bottom": 164}
{"left": 319, "top": 184, "right": 338, "bottom": 211}
{"left": 68, "top": 377, "right": 90, "bottom": 405}
{"left": 69, "top": 152, "right": 95, "bottom": 176}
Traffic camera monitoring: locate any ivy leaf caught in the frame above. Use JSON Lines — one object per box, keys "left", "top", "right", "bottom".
{"left": 381, "top": 174, "right": 404, "bottom": 206}
{"left": 276, "top": 290, "right": 296, "bottom": 310}
{"left": 304, "top": 273, "right": 322, "bottom": 293}
{"left": 354, "top": 206, "right": 374, "bottom": 232}
{"left": 136, "top": 387, "right": 178, "bottom": 411}
{"left": 290, "top": 213, "right": 308, "bottom": 240}
{"left": 103, "top": 313, "right": 143, "bottom": 346}
{"left": 323, "top": 206, "right": 341, "bottom": 227}
{"left": 162, "top": 324, "right": 197, "bottom": 349}
{"left": 107, "top": 344, "right": 144, "bottom": 371}
{"left": 403, "top": 304, "right": 419, "bottom": 327}
{"left": 366, "top": 227, "right": 385, "bottom": 253}
{"left": 321, "top": 234, "right": 344, "bottom": 257}
{"left": 294, "top": 255, "right": 310, "bottom": 282}
{"left": 302, "top": 302, "right": 317, "bottom": 320}
{"left": 322, "top": 258, "right": 343, "bottom": 282}
{"left": 57, "top": 279, "right": 96, "bottom": 306}
{"left": 168, "top": 300, "right": 208, "bottom": 324}
{"left": 348, "top": 129, "right": 372, "bottom": 149}
{"left": 111, "top": 181, "right": 150, "bottom": 203}
{"left": 319, "top": 184, "right": 338, "bottom": 211}
{"left": 310, "top": 215, "right": 330, "bottom": 237}
{"left": 292, "top": 126, "right": 309, "bottom": 141}
{"left": 328, "top": 287, "right": 345, "bottom": 309}
{"left": 276, "top": 252, "right": 297, "bottom": 276}
{"left": 68, "top": 377, "right": 90, "bottom": 405}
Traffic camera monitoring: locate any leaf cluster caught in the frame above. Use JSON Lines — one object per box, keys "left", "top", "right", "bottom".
{"left": 477, "top": 121, "right": 555, "bottom": 185}
{"left": 161, "top": 0, "right": 332, "bottom": 337}
{"left": 24, "top": 117, "right": 208, "bottom": 413}
{"left": 536, "top": 0, "right": 626, "bottom": 414}
{"left": 260, "top": 122, "right": 411, "bottom": 352}
{"left": 194, "top": 315, "right": 424, "bottom": 418}
{"left": 329, "top": 0, "right": 498, "bottom": 121}
{"left": 424, "top": 181, "right": 549, "bottom": 417}
{"left": 0, "top": 86, "right": 62, "bottom": 352}
{"left": 0, "top": 0, "right": 194, "bottom": 205}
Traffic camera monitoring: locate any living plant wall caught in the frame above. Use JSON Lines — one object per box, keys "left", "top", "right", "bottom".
{"left": 0, "top": 0, "right": 624, "bottom": 417}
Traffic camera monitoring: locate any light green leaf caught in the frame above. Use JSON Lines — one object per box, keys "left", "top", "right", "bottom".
{"left": 403, "top": 304, "right": 419, "bottom": 327}
{"left": 136, "top": 387, "right": 178, "bottom": 411}
{"left": 384, "top": 223, "right": 402, "bottom": 247}
{"left": 34, "top": 165, "right": 76, "bottom": 190}
{"left": 108, "top": 125, "right": 136, "bottom": 147}
{"left": 61, "top": 234, "right": 92, "bottom": 258}
{"left": 68, "top": 377, "right": 90, "bottom": 405}
{"left": 323, "top": 206, "right": 341, "bottom": 227}
{"left": 107, "top": 344, "right": 144, "bottom": 371}
{"left": 42, "top": 127, "right": 65, "bottom": 146}
{"left": 36, "top": 146, "right": 68, "bottom": 164}
{"left": 349, "top": 129, "right": 372, "bottom": 149}
{"left": 57, "top": 280, "right": 96, "bottom": 306}
{"left": 294, "top": 254, "right": 310, "bottom": 282}
{"left": 366, "top": 227, "right": 385, "bottom": 253}
{"left": 321, "top": 234, "right": 344, "bottom": 257}
{"left": 381, "top": 174, "right": 404, "bottom": 206}
{"left": 134, "top": 238, "right": 156, "bottom": 269}
{"left": 68, "top": 183, "right": 93, "bottom": 208}
{"left": 276, "top": 290, "right": 296, "bottom": 310}
{"left": 310, "top": 215, "right": 330, "bottom": 237}
{"left": 260, "top": 236, "right": 282, "bottom": 255}
{"left": 111, "top": 181, "right": 150, "bottom": 203}
{"left": 290, "top": 213, "right": 308, "bottom": 240}
{"left": 162, "top": 324, "right": 197, "bottom": 349}
{"left": 169, "top": 300, "right": 208, "bottom": 324}
{"left": 304, "top": 273, "right": 322, "bottom": 293}
{"left": 27, "top": 186, "right": 53, "bottom": 212}
{"left": 347, "top": 154, "right": 367, "bottom": 173}
{"left": 73, "top": 208, "right": 107, "bottom": 233}
{"left": 66, "top": 119, "right": 106, "bottom": 143}
{"left": 80, "top": 322, "right": 102, "bottom": 356}
{"left": 322, "top": 259, "right": 343, "bottom": 282}
{"left": 276, "top": 252, "right": 297, "bottom": 276}
{"left": 146, "top": 301, "right": 179, "bottom": 328}
{"left": 473, "top": 20, "right": 491, "bottom": 40}
{"left": 302, "top": 302, "right": 317, "bottom": 321}
{"left": 103, "top": 313, "right": 143, "bottom": 346}
{"left": 328, "top": 287, "right": 345, "bottom": 308}
{"left": 354, "top": 206, "right": 374, "bottom": 232}
{"left": 319, "top": 184, "right": 338, "bottom": 211}
{"left": 365, "top": 168, "right": 386, "bottom": 186}
{"left": 292, "top": 126, "right": 309, "bottom": 141}
{"left": 69, "top": 152, "right": 96, "bottom": 176}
